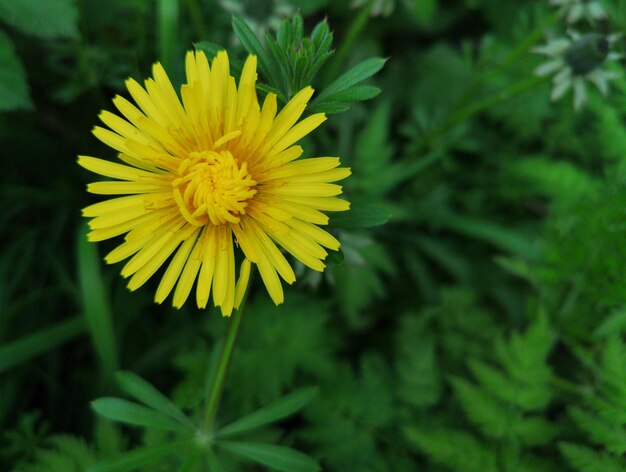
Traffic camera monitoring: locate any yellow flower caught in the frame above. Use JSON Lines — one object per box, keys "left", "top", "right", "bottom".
{"left": 79, "top": 50, "right": 350, "bottom": 316}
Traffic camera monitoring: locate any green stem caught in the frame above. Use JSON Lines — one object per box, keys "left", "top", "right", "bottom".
{"left": 411, "top": 11, "right": 559, "bottom": 154}
{"left": 203, "top": 302, "right": 246, "bottom": 432}
{"left": 415, "top": 74, "right": 550, "bottom": 152}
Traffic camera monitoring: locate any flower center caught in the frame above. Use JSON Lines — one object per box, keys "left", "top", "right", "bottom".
{"left": 564, "top": 33, "right": 609, "bottom": 75}
{"left": 172, "top": 150, "right": 257, "bottom": 226}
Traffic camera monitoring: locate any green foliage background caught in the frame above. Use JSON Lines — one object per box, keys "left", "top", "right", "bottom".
{"left": 2, "top": 0, "right": 626, "bottom": 471}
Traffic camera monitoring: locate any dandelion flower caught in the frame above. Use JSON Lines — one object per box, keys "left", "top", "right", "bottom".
{"left": 79, "top": 50, "right": 350, "bottom": 315}
{"left": 534, "top": 33, "right": 620, "bottom": 110}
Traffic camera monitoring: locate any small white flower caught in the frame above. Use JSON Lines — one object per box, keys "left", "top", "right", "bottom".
{"left": 219, "top": 0, "right": 294, "bottom": 34}
{"left": 534, "top": 33, "right": 621, "bottom": 110}
{"left": 549, "top": 0, "right": 607, "bottom": 24}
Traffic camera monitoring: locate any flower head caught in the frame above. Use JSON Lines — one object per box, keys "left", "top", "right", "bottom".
{"left": 79, "top": 50, "right": 350, "bottom": 315}
{"left": 549, "top": 0, "right": 607, "bottom": 24}
{"left": 534, "top": 33, "right": 620, "bottom": 110}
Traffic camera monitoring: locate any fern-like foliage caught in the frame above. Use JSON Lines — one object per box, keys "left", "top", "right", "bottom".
{"left": 405, "top": 310, "right": 560, "bottom": 471}
{"left": 20, "top": 435, "right": 96, "bottom": 472}
{"left": 560, "top": 336, "right": 626, "bottom": 472}
{"left": 299, "top": 354, "right": 406, "bottom": 471}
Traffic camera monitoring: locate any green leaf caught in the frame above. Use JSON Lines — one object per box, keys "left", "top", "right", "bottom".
{"left": 395, "top": 321, "right": 441, "bottom": 408}
{"left": 307, "top": 85, "right": 381, "bottom": 114}
{"left": 0, "top": 316, "right": 85, "bottom": 373}
{"left": 0, "top": 0, "right": 79, "bottom": 39}
{"left": 218, "top": 441, "right": 320, "bottom": 472}
{"left": 560, "top": 443, "right": 626, "bottom": 472}
{"left": 0, "top": 30, "right": 31, "bottom": 111}
{"left": 450, "top": 376, "right": 515, "bottom": 440}
{"left": 77, "top": 225, "right": 119, "bottom": 381}
{"left": 88, "top": 440, "right": 191, "bottom": 472}
{"left": 316, "top": 85, "right": 381, "bottom": 104}
{"left": 218, "top": 387, "right": 318, "bottom": 438}
{"left": 115, "top": 371, "right": 193, "bottom": 427}
{"left": 231, "top": 16, "right": 282, "bottom": 92}
{"left": 325, "top": 249, "right": 345, "bottom": 266}
{"left": 569, "top": 407, "right": 626, "bottom": 455}
{"left": 468, "top": 359, "right": 551, "bottom": 412}
{"left": 329, "top": 205, "right": 391, "bottom": 228}
{"left": 306, "top": 101, "right": 351, "bottom": 115}
{"left": 593, "top": 306, "right": 626, "bottom": 339}
{"left": 194, "top": 41, "right": 226, "bottom": 61}
{"left": 404, "top": 427, "right": 497, "bottom": 472}
{"left": 315, "top": 58, "right": 386, "bottom": 103}
{"left": 91, "top": 398, "right": 194, "bottom": 433}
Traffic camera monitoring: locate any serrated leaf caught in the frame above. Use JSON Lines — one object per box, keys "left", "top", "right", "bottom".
{"left": 0, "top": 0, "right": 79, "bottom": 39}
{"left": 218, "top": 441, "right": 320, "bottom": 472}
{"left": 450, "top": 376, "right": 515, "bottom": 439}
{"left": 115, "top": 371, "right": 193, "bottom": 427}
{"left": 468, "top": 359, "right": 551, "bottom": 411}
{"left": 317, "top": 85, "right": 381, "bottom": 104}
{"left": 218, "top": 387, "right": 318, "bottom": 438}
{"left": 307, "top": 101, "right": 351, "bottom": 115}
{"left": 569, "top": 407, "right": 626, "bottom": 455}
{"left": 315, "top": 58, "right": 386, "bottom": 103}
{"left": 256, "top": 82, "right": 286, "bottom": 102}
{"left": 404, "top": 427, "right": 497, "bottom": 472}
{"left": 329, "top": 205, "right": 391, "bottom": 228}
{"left": 0, "top": 31, "right": 31, "bottom": 111}
{"left": 88, "top": 440, "right": 191, "bottom": 472}
{"left": 91, "top": 398, "right": 194, "bottom": 433}
{"left": 231, "top": 16, "right": 282, "bottom": 92}
{"left": 560, "top": 442, "right": 626, "bottom": 472}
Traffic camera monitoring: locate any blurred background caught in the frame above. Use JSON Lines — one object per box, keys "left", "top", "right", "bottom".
{"left": 1, "top": 0, "right": 626, "bottom": 471}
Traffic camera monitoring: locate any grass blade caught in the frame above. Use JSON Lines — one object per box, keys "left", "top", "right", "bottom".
{"left": 77, "top": 224, "right": 119, "bottom": 383}
{"left": 0, "top": 316, "right": 85, "bottom": 373}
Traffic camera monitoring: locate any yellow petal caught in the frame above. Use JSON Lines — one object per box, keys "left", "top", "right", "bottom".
{"left": 234, "top": 258, "right": 252, "bottom": 309}
{"left": 270, "top": 113, "right": 326, "bottom": 155}
{"left": 155, "top": 231, "right": 198, "bottom": 304}
{"left": 78, "top": 156, "right": 154, "bottom": 181}
{"left": 286, "top": 218, "right": 341, "bottom": 250}
{"left": 262, "top": 182, "right": 343, "bottom": 197}
{"left": 283, "top": 195, "right": 351, "bottom": 212}
{"left": 172, "top": 236, "right": 203, "bottom": 308}
{"left": 196, "top": 226, "right": 217, "bottom": 309}
{"left": 87, "top": 180, "right": 168, "bottom": 195}
{"left": 212, "top": 226, "right": 233, "bottom": 306}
